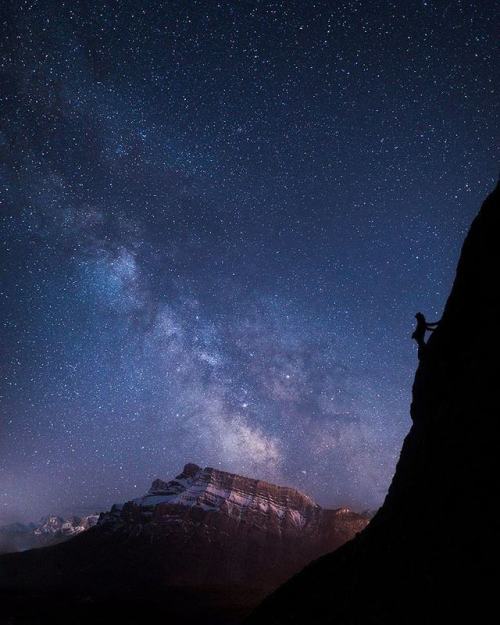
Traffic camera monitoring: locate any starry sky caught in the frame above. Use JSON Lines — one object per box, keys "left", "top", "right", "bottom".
{"left": 0, "top": 0, "right": 498, "bottom": 523}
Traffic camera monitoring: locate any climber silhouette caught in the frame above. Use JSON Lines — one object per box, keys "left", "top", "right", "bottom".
{"left": 412, "top": 312, "right": 439, "bottom": 358}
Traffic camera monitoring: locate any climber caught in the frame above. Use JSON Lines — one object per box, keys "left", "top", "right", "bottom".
{"left": 412, "top": 312, "right": 439, "bottom": 357}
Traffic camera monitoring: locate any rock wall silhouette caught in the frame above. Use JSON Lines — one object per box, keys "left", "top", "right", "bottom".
{"left": 249, "top": 183, "right": 500, "bottom": 625}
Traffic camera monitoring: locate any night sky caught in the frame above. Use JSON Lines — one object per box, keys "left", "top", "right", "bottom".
{"left": 0, "top": 1, "right": 497, "bottom": 523}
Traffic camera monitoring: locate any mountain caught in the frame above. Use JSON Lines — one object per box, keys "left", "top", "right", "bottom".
{"left": 0, "top": 515, "right": 99, "bottom": 554}
{"left": 96, "top": 462, "right": 368, "bottom": 588}
{"left": 0, "top": 464, "right": 368, "bottom": 624}
{"left": 248, "top": 184, "right": 500, "bottom": 624}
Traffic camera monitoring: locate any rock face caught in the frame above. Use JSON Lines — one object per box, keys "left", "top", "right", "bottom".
{"left": 249, "top": 184, "right": 500, "bottom": 624}
{"left": 0, "top": 465, "right": 368, "bottom": 624}
{"left": 0, "top": 514, "right": 99, "bottom": 554}
{"left": 96, "top": 463, "right": 368, "bottom": 587}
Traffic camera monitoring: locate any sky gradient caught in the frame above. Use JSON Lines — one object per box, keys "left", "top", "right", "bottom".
{"left": 0, "top": 0, "right": 498, "bottom": 523}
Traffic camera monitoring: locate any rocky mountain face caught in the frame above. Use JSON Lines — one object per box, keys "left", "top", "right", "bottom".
{"left": 249, "top": 184, "right": 500, "bottom": 624}
{"left": 96, "top": 462, "right": 368, "bottom": 587}
{"left": 0, "top": 464, "right": 368, "bottom": 624}
{"left": 0, "top": 515, "right": 99, "bottom": 554}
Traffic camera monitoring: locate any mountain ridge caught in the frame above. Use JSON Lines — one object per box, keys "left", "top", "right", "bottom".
{"left": 0, "top": 514, "right": 99, "bottom": 554}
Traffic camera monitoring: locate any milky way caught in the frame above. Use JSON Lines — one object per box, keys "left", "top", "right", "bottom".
{"left": 0, "top": 1, "right": 497, "bottom": 522}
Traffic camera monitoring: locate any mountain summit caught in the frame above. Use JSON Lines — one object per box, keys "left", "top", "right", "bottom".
{"left": 249, "top": 184, "right": 500, "bottom": 624}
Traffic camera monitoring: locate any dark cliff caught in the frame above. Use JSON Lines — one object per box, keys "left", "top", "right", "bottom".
{"left": 249, "top": 183, "right": 500, "bottom": 625}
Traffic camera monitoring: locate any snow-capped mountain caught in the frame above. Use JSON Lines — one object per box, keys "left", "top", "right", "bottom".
{"left": 0, "top": 514, "right": 99, "bottom": 553}
{"left": 95, "top": 463, "right": 369, "bottom": 587}
{"left": 33, "top": 514, "right": 99, "bottom": 537}
{"left": 101, "top": 462, "right": 321, "bottom": 529}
